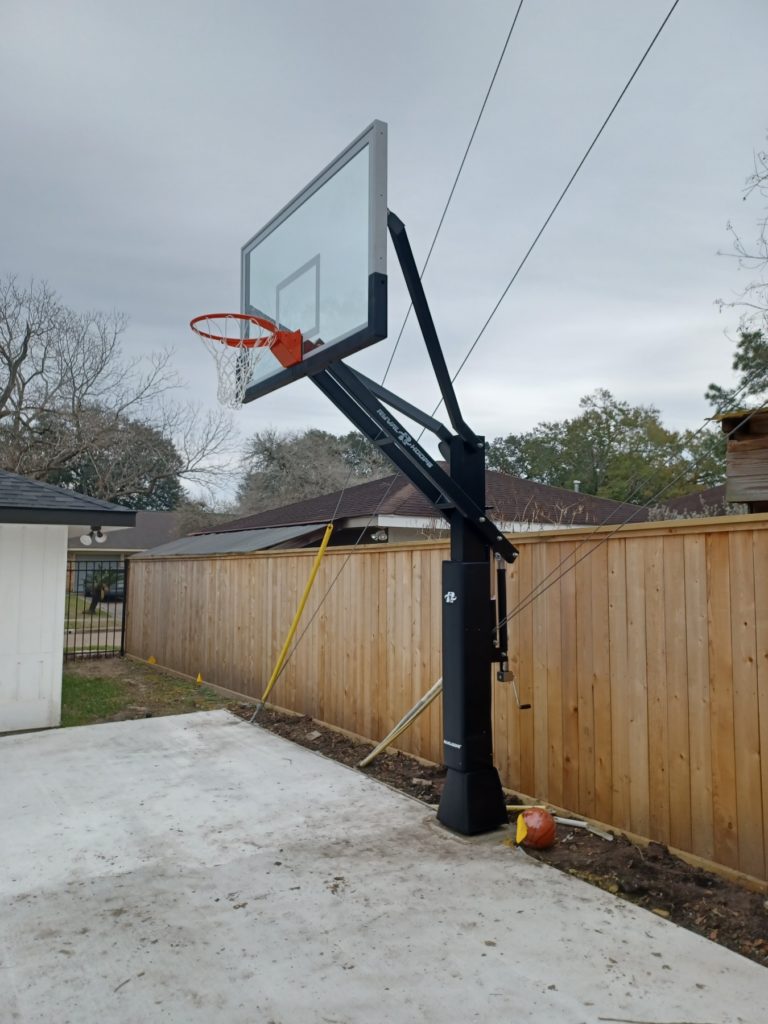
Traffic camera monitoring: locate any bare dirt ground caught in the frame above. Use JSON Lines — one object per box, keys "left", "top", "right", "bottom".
{"left": 64, "top": 658, "right": 768, "bottom": 969}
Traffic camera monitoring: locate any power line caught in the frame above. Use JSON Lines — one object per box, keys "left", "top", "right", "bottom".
{"left": 380, "top": 0, "right": 526, "bottom": 386}
{"left": 438, "top": 0, "right": 682, "bottom": 397}
{"left": 494, "top": 354, "right": 768, "bottom": 629}
{"left": 497, "top": 395, "right": 767, "bottom": 633}
{"left": 329, "top": 4, "right": 526, "bottom": 526}
{"left": 259, "top": 5, "right": 529, "bottom": 692}
{"left": 256, "top": 0, "right": 683, "bottom": 696}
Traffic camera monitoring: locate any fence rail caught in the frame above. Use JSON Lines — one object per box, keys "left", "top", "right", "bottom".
{"left": 126, "top": 514, "right": 768, "bottom": 882}
{"left": 65, "top": 558, "right": 127, "bottom": 659}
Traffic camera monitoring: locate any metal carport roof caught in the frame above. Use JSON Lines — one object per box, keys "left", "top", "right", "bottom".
{"left": 134, "top": 523, "right": 324, "bottom": 557}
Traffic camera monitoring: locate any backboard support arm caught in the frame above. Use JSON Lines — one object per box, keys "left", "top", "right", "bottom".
{"left": 318, "top": 362, "right": 517, "bottom": 564}
{"left": 387, "top": 210, "right": 481, "bottom": 449}
{"left": 344, "top": 367, "right": 453, "bottom": 445}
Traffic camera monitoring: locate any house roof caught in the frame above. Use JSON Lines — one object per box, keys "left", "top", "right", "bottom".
{"left": 661, "top": 485, "right": 730, "bottom": 516}
{"left": 0, "top": 470, "right": 136, "bottom": 527}
{"left": 207, "top": 471, "right": 650, "bottom": 534}
{"left": 69, "top": 510, "right": 183, "bottom": 552}
{"left": 134, "top": 524, "right": 325, "bottom": 558}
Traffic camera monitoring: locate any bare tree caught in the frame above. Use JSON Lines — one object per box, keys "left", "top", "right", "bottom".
{"left": 717, "top": 139, "right": 768, "bottom": 333}
{"left": 0, "top": 275, "right": 237, "bottom": 503}
{"left": 237, "top": 428, "right": 390, "bottom": 513}
{"left": 0, "top": 277, "right": 62, "bottom": 428}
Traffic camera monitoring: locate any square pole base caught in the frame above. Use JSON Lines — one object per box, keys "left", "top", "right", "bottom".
{"left": 437, "top": 766, "right": 508, "bottom": 835}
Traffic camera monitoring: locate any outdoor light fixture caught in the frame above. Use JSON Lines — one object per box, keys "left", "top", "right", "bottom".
{"left": 79, "top": 527, "right": 106, "bottom": 546}
{"left": 371, "top": 529, "right": 388, "bottom": 542}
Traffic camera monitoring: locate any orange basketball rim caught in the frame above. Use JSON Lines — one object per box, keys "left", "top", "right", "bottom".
{"left": 189, "top": 312, "right": 303, "bottom": 369}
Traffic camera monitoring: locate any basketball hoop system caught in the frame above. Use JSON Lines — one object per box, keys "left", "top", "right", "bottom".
{"left": 189, "top": 313, "right": 303, "bottom": 409}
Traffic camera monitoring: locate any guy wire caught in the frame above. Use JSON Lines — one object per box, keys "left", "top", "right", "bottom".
{"left": 258, "top": 4, "right": 527, "bottom": 696}
{"left": 496, "top": 396, "right": 768, "bottom": 633}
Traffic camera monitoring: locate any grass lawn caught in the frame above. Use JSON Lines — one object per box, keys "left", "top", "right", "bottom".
{"left": 61, "top": 659, "right": 241, "bottom": 727}
{"left": 64, "top": 594, "right": 111, "bottom": 628}
{"left": 61, "top": 673, "right": 128, "bottom": 726}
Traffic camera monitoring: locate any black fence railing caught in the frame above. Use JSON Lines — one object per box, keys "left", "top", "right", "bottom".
{"left": 65, "top": 558, "right": 128, "bottom": 659}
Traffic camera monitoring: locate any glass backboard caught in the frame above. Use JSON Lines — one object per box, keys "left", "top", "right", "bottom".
{"left": 241, "top": 121, "right": 388, "bottom": 401}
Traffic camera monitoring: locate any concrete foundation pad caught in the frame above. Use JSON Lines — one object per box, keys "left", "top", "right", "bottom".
{"left": 1, "top": 711, "right": 764, "bottom": 1023}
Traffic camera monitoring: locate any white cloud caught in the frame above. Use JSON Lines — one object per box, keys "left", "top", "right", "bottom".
{"left": 1, "top": 0, "right": 765, "bottom": 501}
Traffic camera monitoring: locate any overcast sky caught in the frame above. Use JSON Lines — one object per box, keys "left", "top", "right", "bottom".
{"left": 2, "top": 0, "right": 768, "bottom": 493}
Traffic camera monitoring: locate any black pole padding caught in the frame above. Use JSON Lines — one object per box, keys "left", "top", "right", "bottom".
{"left": 437, "top": 561, "right": 508, "bottom": 834}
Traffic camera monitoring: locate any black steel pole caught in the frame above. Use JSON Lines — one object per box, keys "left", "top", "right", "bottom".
{"left": 312, "top": 370, "right": 510, "bottom": 836}
{"left": 305, "top": 209, "right": 517, "bottom": 835}
{"left": 436, "top": 436, "right": 507, "bottom": 834}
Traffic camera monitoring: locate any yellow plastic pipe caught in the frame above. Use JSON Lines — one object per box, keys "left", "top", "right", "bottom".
{"left": 259, "top": 522, "right": 334, "bottom": 706}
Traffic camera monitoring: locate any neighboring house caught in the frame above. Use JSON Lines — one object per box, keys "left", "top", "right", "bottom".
{"left": 68, "top": 510, "right": 184, "bottom": 566}
{"left": 660, "top": 485, "right": 733, "bottom": 518}
{"left": 139, "top": 472, "right": 650, "bottom": 557}
{"left": 0, "top": 470, "right": 135, "bottom": 732}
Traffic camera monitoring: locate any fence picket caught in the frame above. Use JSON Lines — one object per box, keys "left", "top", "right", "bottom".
{"left": 126, "top": 514, "right": 768, "bottom": 881}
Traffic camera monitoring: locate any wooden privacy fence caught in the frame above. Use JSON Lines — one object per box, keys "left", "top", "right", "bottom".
{"left": 126, "top": 514, "right": 768, "bottom": 882}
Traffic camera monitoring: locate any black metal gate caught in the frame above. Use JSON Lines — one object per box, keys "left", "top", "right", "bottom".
{"left": 65, "top": 558, "right": 128, "bottom": 659}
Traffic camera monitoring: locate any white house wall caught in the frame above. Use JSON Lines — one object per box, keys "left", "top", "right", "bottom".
{"left": 0, "top": 524, "right": 67, "bottom": 731}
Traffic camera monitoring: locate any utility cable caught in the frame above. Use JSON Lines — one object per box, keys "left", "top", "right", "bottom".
{"left": 380, "top": 0, "right": 526, "bottom": 385}
{"left": 253, "top": 0, "right": 682, "bottom": 701}
{"left": 327, "top": 0, "right": 527, "bottom": 517}
{"left": 497, "top": 397, "right": 768, "bottom": 633}
{"left": 253, "top": 5, "right": 528, "bottom": 700}
{"left": 285, "top": 0, "right": 683, "bottom": 685}
{"left": 494, "top": 358, "right": 768, "bottom": 629}
{"left": 434, "top": 0, "right": 682, "bottom": 403}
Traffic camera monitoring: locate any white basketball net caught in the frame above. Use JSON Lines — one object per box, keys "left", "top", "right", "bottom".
{"left": 193, "top": 315, "right": 277, "bottom": 409}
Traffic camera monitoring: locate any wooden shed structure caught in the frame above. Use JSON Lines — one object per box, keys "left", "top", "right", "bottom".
{"left": 718, "top": 408, "right": 768, "bottom": 512}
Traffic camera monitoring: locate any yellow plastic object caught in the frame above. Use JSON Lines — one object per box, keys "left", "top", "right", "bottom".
{"left": 147, "top": 656, "right": 157, "bottom": 665}
{"left": 196, "top": 673, "right": 203, "bottom": 685}
{"left": 515, "top": 813, "right": 528, "bottom": 845}
{"left": 260, "top": 523, "right": 334, "bottom": 705}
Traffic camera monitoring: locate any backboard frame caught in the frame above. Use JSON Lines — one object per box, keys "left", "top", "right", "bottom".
{"left": 241, "top": 120, "right": 388, "bottom": 402}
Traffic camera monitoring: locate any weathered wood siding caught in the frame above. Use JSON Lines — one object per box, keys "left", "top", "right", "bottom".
{"left": 126, "top": 515, "right": 768, "bottom": 881}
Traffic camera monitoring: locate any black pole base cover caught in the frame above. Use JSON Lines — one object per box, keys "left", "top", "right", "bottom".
{"left": 437, "top": 766, "right": 508, "bottom": 835}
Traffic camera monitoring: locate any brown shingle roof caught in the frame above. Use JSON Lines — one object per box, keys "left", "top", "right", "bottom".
{"left": 68, "top": 511, "right": 184, "bottom": 551}
{"left": 484, "top": 472, "right": 650, "bottom": 526}
{"left": 208, "top": 471, "right": 649, "bottom": 534}
{"left": 0, "top": 469, "right": 135, "bottom": 527}
{"left": 661, "top": 485, "right": 729, "bottom": 516}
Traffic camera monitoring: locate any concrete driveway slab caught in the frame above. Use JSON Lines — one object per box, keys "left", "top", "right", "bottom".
{"left": 1, "top": 711, "right": 764, "bottom": 1023}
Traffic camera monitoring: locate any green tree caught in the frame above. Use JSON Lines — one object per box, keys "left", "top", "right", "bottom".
{"left": 680, "top": 427, "right": 726, "bottom": 489}
{"left": 487, "top": 389, "right": 713, "bottom": 504}
{"left": 705, "top": 328, "right": 768, "bottom": 411}
{"left": 45, "top": 415, "right": 185, "bottom": 509}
